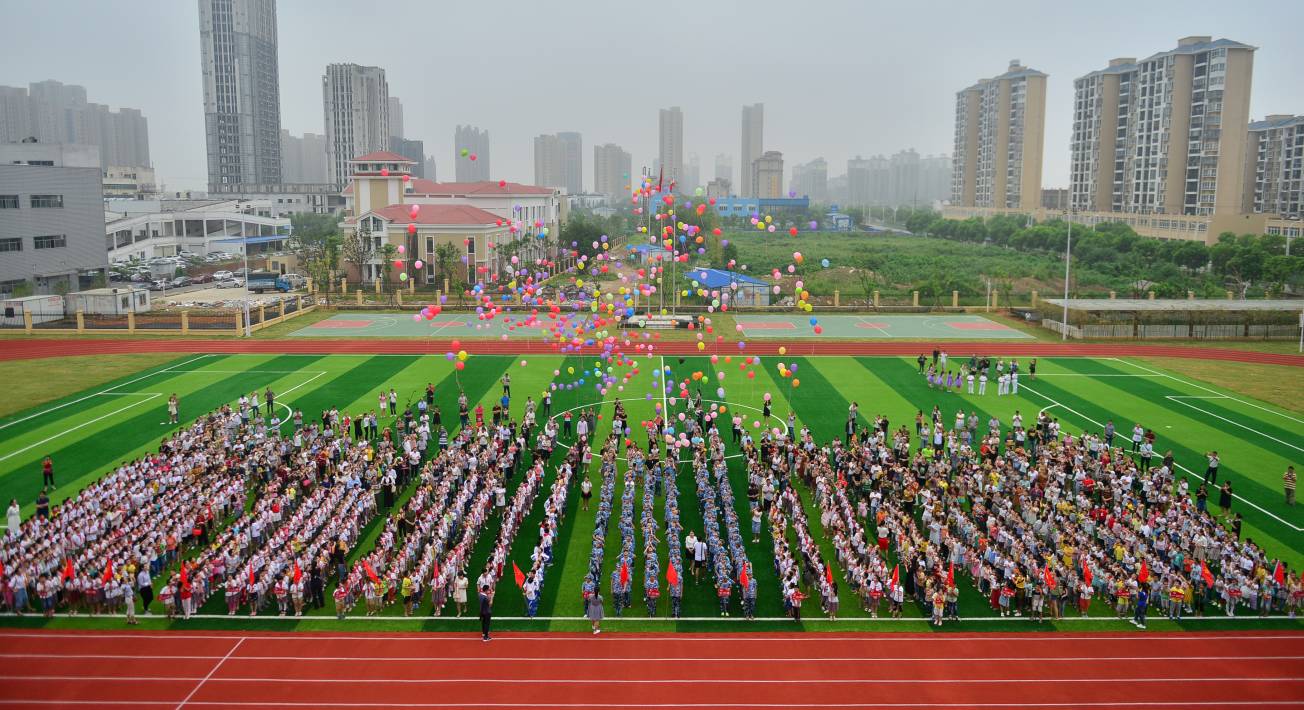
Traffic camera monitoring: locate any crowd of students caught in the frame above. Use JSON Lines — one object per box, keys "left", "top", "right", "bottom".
{"left": 3, "top": 355, "right": 1299, "bottom": 628}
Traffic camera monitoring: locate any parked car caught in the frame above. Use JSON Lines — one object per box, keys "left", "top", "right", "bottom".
{"left": 216, "top": 278, "right": 245, "bottom": 289}
{"left": 147, "top": 280, "right": 167, "bottom": 291}
{"left": 213, "top": 270, "right": 234, "bottom": 281}
{"left": 281, "top": 273, "right": 306, "bottom": 288}
{"left": 191, "top": 273, "right": 214, "bottom": 284}
{"left": 170, "top": 276, "right": 192, "bottom": 288}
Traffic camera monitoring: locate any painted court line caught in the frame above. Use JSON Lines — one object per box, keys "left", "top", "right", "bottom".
{"left": 8, "top": 675, "right": 1300, "bottom": 685}
{"left": 0, "top": 354, "right": 210, "bottom": 430}
{"left": 6, "top": 653, "right": 1297, "bottom": 663}
{"left": 175, "top": 637, "right": 244, "bottom": 710}
{"left": 1109, "top": 358, "right": 1304, "bottom": 425}
{"left": 0, "top": 393, "right": 163, "bottom": 462}
{"left": 1165, "top": 396, "right": 1303, "bottom": 453}
{"left": 857, "top": 316, "right": 892, "bottom": 337}
{"left": 1019, "top": 383, "right": 1302, "bottom": 533}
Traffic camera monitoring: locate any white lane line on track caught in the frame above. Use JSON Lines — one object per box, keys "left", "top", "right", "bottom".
{"left": 175, "top": 637, "right": 244, "bottom": 710}
{"left": 8, "top": 653, "right": 1301, "bottom": 663}
{"left": 6, "top": 675, "right": 1302, "bottom": 685}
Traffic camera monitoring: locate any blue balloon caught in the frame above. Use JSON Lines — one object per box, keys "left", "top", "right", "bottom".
{"left": 809, "top": 317, "right": 818, "bottom": 326}
{"left": 821, "top": 258, "right": 830, "bottom": 268}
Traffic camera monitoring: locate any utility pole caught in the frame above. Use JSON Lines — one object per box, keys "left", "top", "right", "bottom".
{"left": 1062, "top": 211, "right": 1073, "bottom": 341}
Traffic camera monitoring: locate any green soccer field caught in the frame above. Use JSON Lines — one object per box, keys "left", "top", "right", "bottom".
{"left": 1, "top": 352, "right": 1299, "bottom": 632}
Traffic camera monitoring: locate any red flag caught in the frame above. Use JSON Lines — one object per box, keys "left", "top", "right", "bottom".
{"left": 1083, "top": 561, "right": 1093, "bottom": 588}
{"left": 619, "top": 560, "right": 630, "bottom": 588}
{"left": 363, "top": 560, "right": 379, "bottom": 584}
{"left": 248, "top": 563, "right": 255, "bottom": 585}
{"left": 1274, "top": 561, "right": 1286, "bottom": 587}
{"left": 667, "top": 563, "right": 679, "bottom": 588}
{"left": 656, "top": 167, "right": 663, "bottom": 193}
{"left": 825, "top": 564, "right": 834, "bottom": 587}
{"left": 61, "top": 558, "right": 74, "bottom": 582}
{"left": 890, "top": 564, "right": 899, "bottom": 590}
{"left": 1200, "top": 562, "right": 1214, "bottom": 588}
{"left": 180, "top": 562, "right": 190, "bottom": 590}
{"left": 292, "top": 560, "right": 302, "bottom": 585}
{"left": 101, "top": 559, "right": 113, "bottom": 584}
{"left": 739, "top": 564, "right": 750, "bottom": 590}
{"left": 1044, "top": 565, "right": 1057, "bottom": 591}
{"left": 513, "top": 562, "right": 525, "bottom": 589}
{"left": 1138, "top": 560, "right": 1149, "bottom": 584}
{"left": 946, "top": 562, "right": 955, "bottom": 588}
{"left": 431, "top": 558, "right": 440, "bottom": 584}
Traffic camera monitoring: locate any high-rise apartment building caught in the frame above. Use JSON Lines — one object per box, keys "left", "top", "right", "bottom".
{"left": 684, "top": 153, "right": 701, "bottom": 194}
{"left": 889, "top": 149, "right": 920, "bottom": 206}
{"left": 533, "top": 132, "right": 582, "bottom": 194}
{"left": 740, "top": 103, "right": 763, "bottom": 197}
{"left": 279, "top": 129, "right": 328, "bottom": 183}
{"left": 198, "top": 0, "right": 283, "bottom": 191}
{"left": 658, "top": 106, "right": 683, "bottom": 187}
{"left": 714, "top": 153, "right": 732, "bottom": 185}
{"left": 322, "top": 63, "right": 390, "bottom": 188}
{"left": 387, "top": 96, "right": 403, "bottom": 142}
{"left": 951, "top": 60, "right": 1047, "bottom": 210}
{"left": 454, "top": 125, "right": 490, "bottom": 181}
{"left": 593, "top": 143, "right": 631, "bottom": 199}
{"left": 919, "top": 154, "right": 952, "bottom": 204}
{"left": 790, "top": 157, "right": 828, "bottom": 201}
{"left": 1070, "top": 37, "right": 1256, "bottom": 217}
{"left": 1245, "top": 114, "right": 1303, "bottom": 220}
{"left": 390, "top": 137, "right": 426, "bottom": 178}
{"left": 751, "top": 150, "right": 784, "bottom": 199}
{"left": 0, "top": 81, "right": 150, "bottom": 170}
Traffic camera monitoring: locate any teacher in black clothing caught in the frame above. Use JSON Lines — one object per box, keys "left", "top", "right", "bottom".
{"left": 479, "top": 585, "right": 494, "bottom": 641}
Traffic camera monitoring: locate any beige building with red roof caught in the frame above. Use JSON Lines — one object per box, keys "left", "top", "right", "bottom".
{"left": 339, "top": 151, "right": 564, "bottom": 286}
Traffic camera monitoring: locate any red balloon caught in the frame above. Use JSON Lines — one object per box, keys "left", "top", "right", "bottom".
{"left": 402, "top": 174, "right": 411, "bottom": 182}
{"left": 789, "top": 227, "right": 798, "bottom": 236}
{"left": 407, "top": 223, "right": 416, "bottom": 234}
{"left": 498, "top": 180, "right": 507, "bottom": 187}
{"left": 380, "top": 168, "right": 389, "bottom": 177}
{"left": 469, "top": 153, "right": 477, "bottom": 161}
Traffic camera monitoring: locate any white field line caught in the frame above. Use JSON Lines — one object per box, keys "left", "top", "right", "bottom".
{"left": 5, "top": 653, "right": 1300, "bottom": 663}
{"left": 0, "top": 354, "right": 211, "bottom": 430}
{"left": 175, "top": 637, "right": 243, "bottom": 710}
{"left": 856, "top": 316, "right": 893, "bottom": 338}
{"left": 2, "top": 612, "right": 1302, "bottom": 625}
{"left": 3, "top": 630, "right": 1300, "bottom": 641}
{"left": 3, "top": 702, "right": 1302, "bottom": 709}
{"left": 1019, "top": 384, "right": 1302, "bottom": 532}
{"left": 6, "top": 674, "right": 1302, "bottom": 686}
{"left": 0, "top": 394, "right": 163, "bottom": 462}
{"left": 1110, "top": 358, "right": 1304, "bottom": 425}
{"left": 1165, "top": 396, "right": 1303, "bottom": 453}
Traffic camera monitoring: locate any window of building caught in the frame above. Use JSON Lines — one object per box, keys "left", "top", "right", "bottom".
{"left": 30, "top": 194, "right": 64, "bottom": 208}
{"left": 0, "top": 195, "right": 18, "bottom": 209}
{"left": 0, "top": 237, "right": 21, "bottom": 252}
{"left": 34, "top": 235, "right": 67, "bottom": 249}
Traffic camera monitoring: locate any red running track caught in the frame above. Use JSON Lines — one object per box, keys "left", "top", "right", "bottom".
{"left": 1, "top": 338, "right": 1302, "bottom": 366}
{"left": 0, "top": 630, "right": 1301, "bottom": 709}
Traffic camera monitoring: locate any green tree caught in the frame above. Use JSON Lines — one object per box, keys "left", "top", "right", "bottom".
{"left": 434, "top": 242, "right": 462, "bottom": 291}
{"left": 340, "top": 228, "right": 375, "bottom": 282}
{"left": 288, "top": 213, "right": 341, "bottom": 285}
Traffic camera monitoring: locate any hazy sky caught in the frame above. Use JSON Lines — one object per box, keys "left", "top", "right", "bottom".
{"left": 3, "top": 0, "right": 1302, "bottom": 192}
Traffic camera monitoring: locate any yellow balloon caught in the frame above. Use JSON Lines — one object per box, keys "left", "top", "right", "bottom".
{"left": 764, "top": 215, "right": 772, "bottom": 224}
{"left": 792, "top": 378, "right": 801, "bottom": 388}
{"left": 779, "top": 346, "right": 787, "bottom": 355}
{"left": 457, "top": 350, "right": 468, "bottom": 361}
{"left": 697, "top": 341, "right": 705, "bottom": 351}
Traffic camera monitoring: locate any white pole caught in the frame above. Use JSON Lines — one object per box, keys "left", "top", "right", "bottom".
{"left": 243, "top": 240, "right": 252, "bottom": 337}
{"left": 1062, "top": 212, "right": 1072, "bottom": 341}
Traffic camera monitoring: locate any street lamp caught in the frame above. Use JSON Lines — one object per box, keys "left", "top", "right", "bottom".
{"left": 1062, "top": 210, "right": 1073, "bottom": 341}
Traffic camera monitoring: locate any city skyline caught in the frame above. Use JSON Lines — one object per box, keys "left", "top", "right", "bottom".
{"left": 2, "top": 0, "right": 1302, "bottom": 195}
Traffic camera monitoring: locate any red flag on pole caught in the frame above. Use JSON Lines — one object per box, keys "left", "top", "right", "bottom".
{"left": 101, "top": 559, "right": 114, "bottom": 584}
{"left": 362, "top": 560, "right": 379, "bottom": 584}
{"left": 667, "top": 563, "right": 679, "bottom": 588}
{"left": 180, "top": 562, "right": 190, "bottom": 590}
{"left": 431, "top": 558, "right": 440, "bottom": 585}
{"left": 619, "top": 560, "right": 630, "bottom": 588}
{"left": 656, "top": 167, "right": 664, "bottom": 193}
{"left": 825, "top": 564, "right": 834, "bottom": 588}
{"left": 1200, "top": 562, "right": 1214, "bottom": 588}
{"left": 292, "top": 560, "right": 302, "bottom": 585}
{"left": 513, "top": 562, "right": 525, "bottom": 589}
{"left": 1274, "top": 561, "right": 1286, "bottom": 586}
{"left": 1044, "top": 565, "right": 1057, "bottom": 590}
{"left": 739, "top": 564, "right": 750, "bottom": 590}
{"left": 1138, "top": 560, "right": 1149, "bottom": 584}
{"left": 890, "top": 564, "right": 899, "bottom": 590}
{"left": 1083, "top": 560, "right": 1093, "bottom": 588}
{"left": 946, "top": 562, "right": 955, "bottom": 588}
{"left": 248, "top": 563, "right": 255, "bottom": 585}
{"left": 61, "top": 558, "right": 74, "bottom": 582}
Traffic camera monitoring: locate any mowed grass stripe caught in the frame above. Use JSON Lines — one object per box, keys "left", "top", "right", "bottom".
{"left": 1009, "top": 375, "right": 1302, "bottom": 569}
{"left": 0, "top": 354, "right": 204, "bottom": 436}
{"left": 1, "top": 354, "right": 310, "bottom": 510}
{"left": 1060, "top": 358, "right": 1303, "bottom": 468}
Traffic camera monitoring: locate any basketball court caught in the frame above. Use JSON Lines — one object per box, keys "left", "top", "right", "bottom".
{"left": 733, "top": 313, "right": 1033, "bottom": 339}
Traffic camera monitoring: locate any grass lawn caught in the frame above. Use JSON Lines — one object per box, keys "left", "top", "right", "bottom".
{"left": 0, "top": 353, "right": 181, "bottom": 418}
{"left": 1, "top": 352, "right": 1299, "bottom": 632}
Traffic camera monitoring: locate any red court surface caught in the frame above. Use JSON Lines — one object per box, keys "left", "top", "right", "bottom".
{"left": 0, "top": 630, "right": 1300, "bottom": 709}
